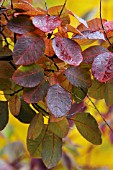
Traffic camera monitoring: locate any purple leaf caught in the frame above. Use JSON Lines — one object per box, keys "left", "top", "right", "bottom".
{"left": 52, "top": 37, "right": 83, "bottom": 66}
{"left": 12, "top": 33, "right": 45, "bottom": 65}
{"left": 92, "top": 52, "right": 113, "bottom": 82}
{"left": 46, "top": 83, "right": 72, "bottom": 117}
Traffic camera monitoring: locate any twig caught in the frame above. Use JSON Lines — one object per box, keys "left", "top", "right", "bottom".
{"left": 100, "top": 0, "right": 113, "bottom": 50}
{"left": 81, "top": 88, "right": 113, "bottom": 132}
{"left": 44, "top": 0, "right": 48, "bottom": 15}
{"left": 59, "top": 0, "right": 67, "bottom": 17}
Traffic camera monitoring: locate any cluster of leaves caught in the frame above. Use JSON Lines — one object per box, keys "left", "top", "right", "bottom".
{"left": 1, "top": 0, "right": 113, "bottom": 168}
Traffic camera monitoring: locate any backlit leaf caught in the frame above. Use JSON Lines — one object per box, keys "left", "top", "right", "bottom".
{"left": 12, "top": 64, "right": 44, "bottom": 88}
{"left": 72, "top": 86, "right": 88, "bottom": 103}
{"left": 15, "top": 98, "right": 36, "bottom": 123}
{"left": 42, "top": 130, "right": 62, "bottom": 169}
{"left": 32, "top": 15, "right": 62, "bottom": 33}
{"left": 65, "top": 66, "right": 91, "bottom": 88}
{"left": 92, "top": 52, "right": 113, "bottom": 82}
{"left": 28, "top": 113, "right": 44, "bottom": 140}
{"left": 0, "top": 101, "right": 8, "bottom": 130}
{"left": 23, "top": 80, "right": 49, "bottom": 103}
{"left": 8, "top": 15, "right": 35, "bottom": 34}
{"left": 27, "top": 125, "right": 47, "bottom": 157}
{"left": 48, "top": 5, "right": 70, "bottom": 25}
{"left": 48, "top": 118, "right": 69, "bottom": 138}
{"left": 9, "top": 95, "right": 21, "bottom": 116}
{"left": 82, "top": 45, "right": 109, "bottom": 64}
{"left": 12, "top": 33, "right": 45, "bottom": 65}
{"left": 88, "top": 79, "right": 105, "bottom": 99}
{"left": 46, "top": 83, "right": 72, "bottom": 117}
{"left": 52, "top": 37, "right": 83, "bottom": 66}
{"left": 73, "top": 112, "right": 102, "bottom": 145}
{"left": 0, "top": 61, "right": 15, "bottom": 78}
{"left": 104, "top": 82, "right": 113, "bottom": 106}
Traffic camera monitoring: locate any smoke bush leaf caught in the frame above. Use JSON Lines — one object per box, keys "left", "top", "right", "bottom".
{"left": 23, "top": 80, "right": 49, "bottom": 103}
{"left": 52, "top": 37, "right": 83, "bottom": 66}
{"left": 8, "top": 15, "right": 35, "bottom": 34}
{"left": 42, "top": 131, "right": 62, "bottom": 169}
{"left": 73, "top": 112, "right": 102, "bottom": 145}
{"left": 12, "top": 33, "right": 45, "bottom": 65}
{"left": 48, "top": 118, "right": 69, "bottom": 138}
{"left": 46, "top": 83, "right": 72, "bottom": 117}
{"left": 65, "top": 66, "right": 91, "bottom": 88}
{"left": 92, "top": 52, "right": 113, "bottom": 82}
{"left": 12, "top": 64, "right": 44, "bottom": 88}
{"left": 9, "top": 95, "right": 21, "bottom": 116}
{"left": 32, "top": 15, "right": 62, "bottom": 33}
{"left": 104, "top": 82, "right": 113, "bottom": 106}
{"left": 82, "top": 45, "right": 109, "bottom": 64}
{"left": 28, "top": 113, "right": 44, "bottom": 140}
{"left": 0, "top": 101, "right": 8, "bottom": 130}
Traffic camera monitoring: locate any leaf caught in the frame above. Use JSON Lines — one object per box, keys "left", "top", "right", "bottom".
{"left": 73, "top": 112, "right": 102, "bottom": 145}
{"left": 0, "top": 46, "right": 12, "bottom": 60}
{"left": 8, "top": 15, "right": 35, "bottom": 34}
{"left": 9, "top": 95, "right": 21, "bottom": 116}
{"left": 0, "top": 78, "right": 12, "bottom": 91}
{"left": 12, "top": 33, "right": 45, "bottom": 65}
{"left": 68, "top": 10, "right": 88, "bottom": 28}
{"left": 104, "top": 82, "right": 113, "bottom": 106}
{"left": 92, "top": 52, "right": 113, "bottom": 82}
{"left": 72, "top": 86, "right": 88, "bottom": 103}
{"left": 28, "top": 113, "right": 44, "bottom": 140}
{"left": 15, "top": 98, "right": 36, "bottom": 123}
{"left": 52, "top": 37, "right": 83, "bottom": 66}
{"left": 44, "top": 39, "right": 55, "bottom": 57}
{"left": 65, "top": 66, "right": 91, "bottom": 88}
{"left": 0, "top": 61, "right": 15, "bottom": 78}
{"left": 48, "top": 5, "right": 70, "bottom": 25}
{"left": 46, "top": 83, "right": 72, "bottom": 117}
{"left": 27, "top": 125, "right": 47, "bottom": 157}
{"left": 104, "top": 21, "right": 113, "bottom": 33}
{"left": 77, "top": 18, "right": 106, "bottom": 32}
{"left": 42, "top": 130, "right": 62, "bottom": 169}
{"left": 23, "top": 80, "right": 49, "bottom": 103}
{"left": 48, "top": 118, "right": 69, "bottom": 138}
{"left": 88, "top": 79, "right": 105, "bottom": 99}
{"left": 32, "top": 15, "right": 62, "bottom": 33}
{"left": 72, "top": 31, "right": 105, "bottom": 45}
{"left": 0, "top": 101, "right": 8, "bottom": 130}
{"left": 12, "top": 64, "right": 44, "bottom": 88}
{"left": 82, "top": 45, "right": 109, "bottom": 64}
{"left": 68, "top": 102, "right": 86, "bottom": 116}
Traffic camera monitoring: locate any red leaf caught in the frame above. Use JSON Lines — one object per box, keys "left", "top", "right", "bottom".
{"left": 32, "top": 15, "right": 62, "bottom": 33}
{"left": 12, "top": 33, "right": 45, "bottom": 65}
{"left": 77, "top": 18, "right": 106, "bottom": 32}
{"left": 83, "top": 45, "right": 109, "bottom": 64}
{"left": 104, "top": 21, "right": 113, "bottom": 33}
{"left": 23, "top": 80, "right": 49, "bottom": 103}
{"left": 92, "top": 52, "right": 113, "bottom": 82}
{"left": 12, "top": 64, "right": 44, "bottom": 88}
{"left": 8, "top": 15, "right": 35, "bottom": 34}
{"left": 52, "top": 37, "right": 83, "bottom": 66}
{"left": 46, "top": 83, "right": 72, "bottom": 117}
{"left": 65, "top": 66, "right": 91, "bottom": 88}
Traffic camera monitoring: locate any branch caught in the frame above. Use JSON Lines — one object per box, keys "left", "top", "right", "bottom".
{"left": 100, "top": 0, "right": 113, "bottom": 50}
{"left": 81, "top": 88, "right": 113, "bottom": 132}
{"left": 59, "top": 0, "right": 67, "bottom": 17}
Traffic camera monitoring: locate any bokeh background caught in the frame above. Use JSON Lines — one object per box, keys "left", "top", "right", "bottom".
{"left": 1, "top": 0, "right": 113, "bottom": 169}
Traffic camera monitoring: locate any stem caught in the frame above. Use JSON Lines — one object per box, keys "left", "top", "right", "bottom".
{"left": 44, "top": 0, "right": 48, "bottom": 15}
{"left": 81, "top": 88, "right": 113, "bottom": 132}
{"left": 59, "top": 0, "right": 67, "bottom": 17}
{"left": 100, "top": 0, "right": 113, "bottom": 50}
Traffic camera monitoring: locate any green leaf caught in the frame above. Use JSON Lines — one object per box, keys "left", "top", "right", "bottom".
{"left": 0, "top": 101, "right": 9, "bottom": 130}
{"left": 12, "top": 64, "right": 44, "bottom": 88}
{"left": 27, "top": 113, "right": 44, "bottom": 140}
{"left": 65, "top": 66, "right": 91, "bottom": 88}
{"left": 46, "top": 83, "right": 72, "bottom": 117}
{"left": 48, "top": 118, "right": 69, "bottom": 138}
{"left": 27, "top": 125, "right": 47, "bottom": 157}
{"left": 42, "top": 130, "right": 62, "bottom": 169}
{"left": 73, "top": 112, "right": 102, "bottom": 145}
{"left": 15, "top": 98, "right": 36, "bottom": 123}
{"left": 72, "top": 86, "right": 88, "bottom": 103}
{"left": 104, "top": 82, "right": 113, "bottom": 106}
{"left": 88, "top": 79, "right": 105, "bottom": 99}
